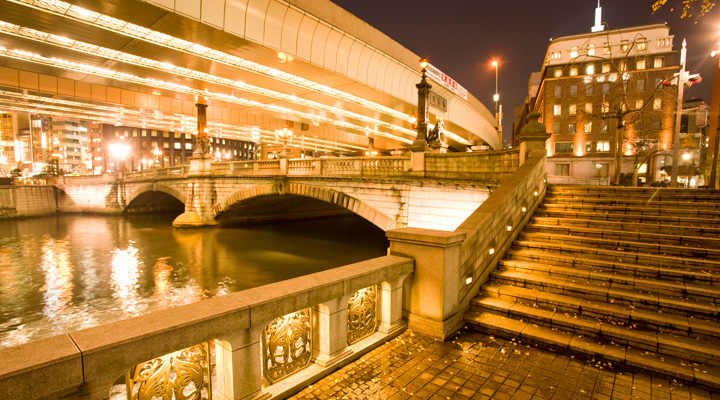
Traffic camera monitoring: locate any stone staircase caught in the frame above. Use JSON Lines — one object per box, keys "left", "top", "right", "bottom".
{"left": 465, "top": 185, "right": 720, "bottom": 389}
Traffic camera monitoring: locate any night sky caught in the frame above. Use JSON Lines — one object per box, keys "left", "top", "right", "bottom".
{"left": 330, "top": 0, "right": 719, "bottom": 145}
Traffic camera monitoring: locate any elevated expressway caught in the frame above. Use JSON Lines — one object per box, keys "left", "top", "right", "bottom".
{"left": 0, "top": 0, "right": 500, "bottom": 155}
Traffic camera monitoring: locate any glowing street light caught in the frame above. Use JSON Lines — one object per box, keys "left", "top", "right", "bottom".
{"left": 492, "top": 60, "right": 500, "bottom": 123}
{"left": 275, "top": 126, "right": 293, "bottom": 157}
{"left": 151, "top": 146, "right": 162, "bottom": 167}
{"left": 110, "top": 143, "right": 130, "bottom": 173}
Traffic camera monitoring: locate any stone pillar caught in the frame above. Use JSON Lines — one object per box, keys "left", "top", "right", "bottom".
{"left": 189, "top": 96, "right": 213, "bottom": 176}
{"left": 386, "top": 228, "right": 466, "bottom": 339}
{"left": 410, "top": 63, "right": 432, "bottom": 152}
{"left": 313, "top": 296, "right": 352, "bottom": 368}
{"left": 516, "top": 112, "right": 551, "bottom": 165}
{"left": 215, "top": 326, "right": 270, "bottom": 400}
{"left": 378, "top": 275, "right": 409, "bottom": 335}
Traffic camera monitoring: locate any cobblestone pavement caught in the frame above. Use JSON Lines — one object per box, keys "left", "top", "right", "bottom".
{"left": 290, "top": 328, "right": 720, "bottom": 400}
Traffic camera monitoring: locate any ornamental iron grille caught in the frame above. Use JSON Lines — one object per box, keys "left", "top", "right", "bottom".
{"left": 125, "top": 341, "right": 212, "bottom": 400}
{"left": 262, "top": 309, "right": 313, "bottom": 385}
{"left": 347, "top": 285, "right": 378, "bottom": 345}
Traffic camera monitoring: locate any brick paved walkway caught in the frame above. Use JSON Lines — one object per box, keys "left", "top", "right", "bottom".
{"left": 290, "top": 328, "right": 720, "bottom": 400}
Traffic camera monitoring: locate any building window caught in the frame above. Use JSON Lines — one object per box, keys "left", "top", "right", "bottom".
{"left": 555, "top": 142, "right": 574, "bottom": 153}
{"left": 596, "top": 141, "right": 610, "bottom": 151}
{"left": 132, "top": 130, "right": 138, "bottom": 137}
{"left": 602, "top": 83, "right": 610, "bottom": 94}
{"left": 601, "top": 122, "right": 609, "bottom": 132}
{"left": 586, "top": 141, "right": 593, "bottom": 153}
{"left": 601, "top": 63, "right": 610, "bottom": 73}
{"left": 569, "top": 85, "right": 578, "bottom": 96}
{"left": 655, "top": 78, "right": 664, "bottom": 89}
{"left": 603, "top": 44, "right": 611, "bottom": 55}
{"left": 620, "top": 41, "right": 629, "bottom": 52}
{"left": 637, "top": 42, "right": 647, "bottom": 51}
{"left": 584, "top": 122, "right": 593, "bottom": 133}
{"left": 554, "top": 86, "right": 563, "bottom": 97}
{"left": 569, "top": 104, "right": 577, "bottom": 115}
{"left": 554, "top": 104, "right": 562, "bottom": 116}
{"left": 554, "top": 68, "right": 563, "bottom": 78}
{"left": 174, "top": 142, "right": 181, "bottom": 149}
{"left": 570, "top": 47, "right": 579, "bottom": 58}
{"left": 163, "top": 142, "right": 170, "bottom": 149}
{"left": 175, "top": 132, "right": 181, "bottom": 139}
{"left": 586, "top": 64, "right": 595, "bottom": 75}
{"left": 555, "top": 163, "right": 570, "bottom": 176}
{"left": 636, "top": 59, "right": 646, "bottom": 70}
{"left": 141, "top": 141, "right": 147, "bottom": 149}
{"left": 636, "top": 99, "right": 644, "bottom": 109}
{"left": 568, "top": 122, "right": 576, "bottom": 134}
{"left": 652, "top": 120, "right": 662, "bottom": 130}
{"left": 593, "top": 163, "right": 609, "bottom": 178}
{"left": 654, "top": 57, "right": 664, "bottom": 68}
{"left": 553, "top": 123, "right": 560, "bottom": 134}
{"left": 637, "top": 79, "right": 646, "bottom": 91}
{"left": 142, "top": 130, "right": 147, "bottom": 137}
{"left": 619, "top": 61, "right": 627, "bottom": 72}
{"left": 185, "top": 143, "right": 192, "bottom": 150}
{"left": 570, "top": 67, "right": 578, "bottom": 76}
{"left": 587, "top": 45, "right": 595, "bottom": 56}
{"left": 586, "top": 84, "right": 594, "bottom": 95}
{"left": 657, "top": 37, "right": 672, "bottom": 48}
{"left": 549, "top": 51, "right": 562, "bottom": 60}
{"left": 151, "top": 130, "right": 158, "bottom": 137}
{"left": 185, "top": 133, "right": 192, "bottom": 140}
{"left": 585, "top": 103, "right": 593, "bottom": 114}
{"left": 653, "top": 98, "right": 662, "bottom": 110}
{"left": 163, "top": 131, "right": 169, "bottom": 138}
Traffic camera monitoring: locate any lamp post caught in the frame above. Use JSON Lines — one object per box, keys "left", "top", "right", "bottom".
{"left": 709, "top": 27, "right": 720, "bottom": 188}
{"left": 275, "top": 126, "right": 293, "bottom": 158}
{"left": 411, "top": 56, "right": 432, "bottom": 151}
{"left": 151, "top": 146, "right": 162, "bottom": 167}
{"left": 492, "top": 60, "right": 499, "bottom": 123}
{"left": 109, "top": 143, "right": 130, "bottom": 174}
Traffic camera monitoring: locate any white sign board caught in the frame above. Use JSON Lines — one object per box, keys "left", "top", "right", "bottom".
{"left": 426, "top": 63, "right": 468, "bottom": 101}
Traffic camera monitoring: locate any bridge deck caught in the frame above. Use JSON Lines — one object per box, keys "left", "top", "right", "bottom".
{"left": 290, "top": 328, "right": 719, "bottom": 400}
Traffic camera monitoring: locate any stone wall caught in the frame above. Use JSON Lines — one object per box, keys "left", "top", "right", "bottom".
{"left": 424, "top": 150, "right": 520, "bottom": 184}
{"left": 0, "top": 185, "right": 58, "bottom": 219}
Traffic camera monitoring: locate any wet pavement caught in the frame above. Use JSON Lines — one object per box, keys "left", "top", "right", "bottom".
{"left": 290, "top": 328, "right": 720, "bottom": 400}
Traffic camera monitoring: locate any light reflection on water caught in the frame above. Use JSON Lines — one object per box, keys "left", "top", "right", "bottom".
{"left": 0, "top": 214, "right": 387, "bottom": 348}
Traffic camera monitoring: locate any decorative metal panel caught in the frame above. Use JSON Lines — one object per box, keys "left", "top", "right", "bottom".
{"left": 125, "top": 342, "right": 211, "bottom": 400}
{"left": 347, "top": 285, "right": 378, "bottom": 345}
{"left": 263, "top": 309, "right": 313, "bottom": 384}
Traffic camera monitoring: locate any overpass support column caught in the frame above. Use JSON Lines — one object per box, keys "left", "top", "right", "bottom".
{"left": 386, "top": 228, "right": 465, "bottom": 339}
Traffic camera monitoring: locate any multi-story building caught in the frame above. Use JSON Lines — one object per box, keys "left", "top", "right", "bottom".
{"left": 102, "top": 125, "right": 256, "bottom": 173}
{"left": 517, "top": 5, "right": 679, "bottom": 185}
{"left": 47, "top": 117, "right": 91, "bottom": 175}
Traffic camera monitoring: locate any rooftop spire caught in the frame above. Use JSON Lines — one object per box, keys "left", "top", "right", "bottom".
{"left": 591, "top": 0, "right": 605, "bottom": 32}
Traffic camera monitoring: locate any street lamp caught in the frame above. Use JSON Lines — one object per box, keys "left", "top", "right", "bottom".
{"left": 275, "top": 126, "right": 293, "bottom": 157}
{"left": 109, "top": 143, "right": 130, "bottom": 173}
{"left": 492, "top": 60, "right": 499, "bottom": 121}
{"left": 151, "top": 146, "right": 162, "bottom": 167}
{"left": 411, "top": 56, "right": 432, "bottom": 151}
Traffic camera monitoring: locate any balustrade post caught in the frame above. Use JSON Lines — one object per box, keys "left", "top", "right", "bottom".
{"left": 314, "top": 159, "right": 322, "bottom": 175}
{"left": 313, "top": 296, "right": 353, "bottom": 368}
{"left": 378, "top": 275, "right": 409, "bottom": 335}
{"left": 253, "top": 161, "right": 260, "bottom": 173}
{"left": 215, "top": 325, "right": 269, "bottom": 400}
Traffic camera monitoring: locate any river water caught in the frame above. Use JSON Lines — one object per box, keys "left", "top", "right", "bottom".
{"left": 0, "top": 214, "right": 388, "bottom": 348}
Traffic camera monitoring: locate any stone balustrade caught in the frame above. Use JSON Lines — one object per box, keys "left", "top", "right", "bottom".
{"left": 122, "top": 151, "right": 519, "bottom": 183}
{"left": 0, "top": 255, "right": 413, "bottom": 400}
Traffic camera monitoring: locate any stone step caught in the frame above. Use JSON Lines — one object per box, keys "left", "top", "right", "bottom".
{"left": 499, "top": 259, "right": 720, "bottom": 303}
{"left": 534, "top": 209, "right": 720, "bottom": 227}
{"left": 532, "top": 216, "right": 720, "bottom": 238}
{"left": 479, "top": 284, "right": 720, "bottom": 339}
{"left": 543, "top": 195, "right": 720, "bottom": 210}
{"left": 547, "top": 185, "right": 720, "bottom": 200}
{"left": 490, "top": 270, "right": 720, "bottom": 320}
{"left": 464, "top": 310, "right": 720, "bottom": 389}
{"left": 506, "top": 248, "right": 720, "bottom": 284}
{"left": 540, "top": 203, "right": 720, "bottom": 219}
{"left": 524, "top": 223, "right": 720, "bottom": 250}
{"left": 513, "top": 239, "right": 720, "bottom": 274}
{"left": 518, "top": 231, "right": 720, "bottom": 260}
{"left": 469, "top": 296, "right": 720, "bottom": 366}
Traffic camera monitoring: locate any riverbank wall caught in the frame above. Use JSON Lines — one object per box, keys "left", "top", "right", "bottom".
{"left": 0, "top": 184, "right": 58, "bottom": 219}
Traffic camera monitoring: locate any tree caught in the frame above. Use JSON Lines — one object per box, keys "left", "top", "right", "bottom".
{"left": 566, "top": 32, "right": 676, "bottom": 185}
{"left": 652, "top": 0, "right": 716, "bottom": 21}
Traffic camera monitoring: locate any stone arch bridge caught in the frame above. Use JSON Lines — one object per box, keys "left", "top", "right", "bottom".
{"left": 57, "top": 152, "right": 520, "bottom": 232}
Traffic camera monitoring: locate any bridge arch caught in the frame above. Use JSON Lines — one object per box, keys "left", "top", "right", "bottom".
{"left": 126, "top": 183, "right": 186, "bottom": 208}
{"left": 213, "top": 182, "right": 395, "bottom": 231}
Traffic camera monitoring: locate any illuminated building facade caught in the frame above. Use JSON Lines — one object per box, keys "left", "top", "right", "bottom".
{"left": 520, "top": 8, "right": 679, "bottom": 184}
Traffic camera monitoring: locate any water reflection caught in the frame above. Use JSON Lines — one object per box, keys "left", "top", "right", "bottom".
{"left": 110, "top": 244, "right": 142, "bottom": 317}
{"left": 0, "top": 214, "right": 388, "bottom": 348}
{"left": 40, "top": 237, "right": 74, "bottom": 325}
